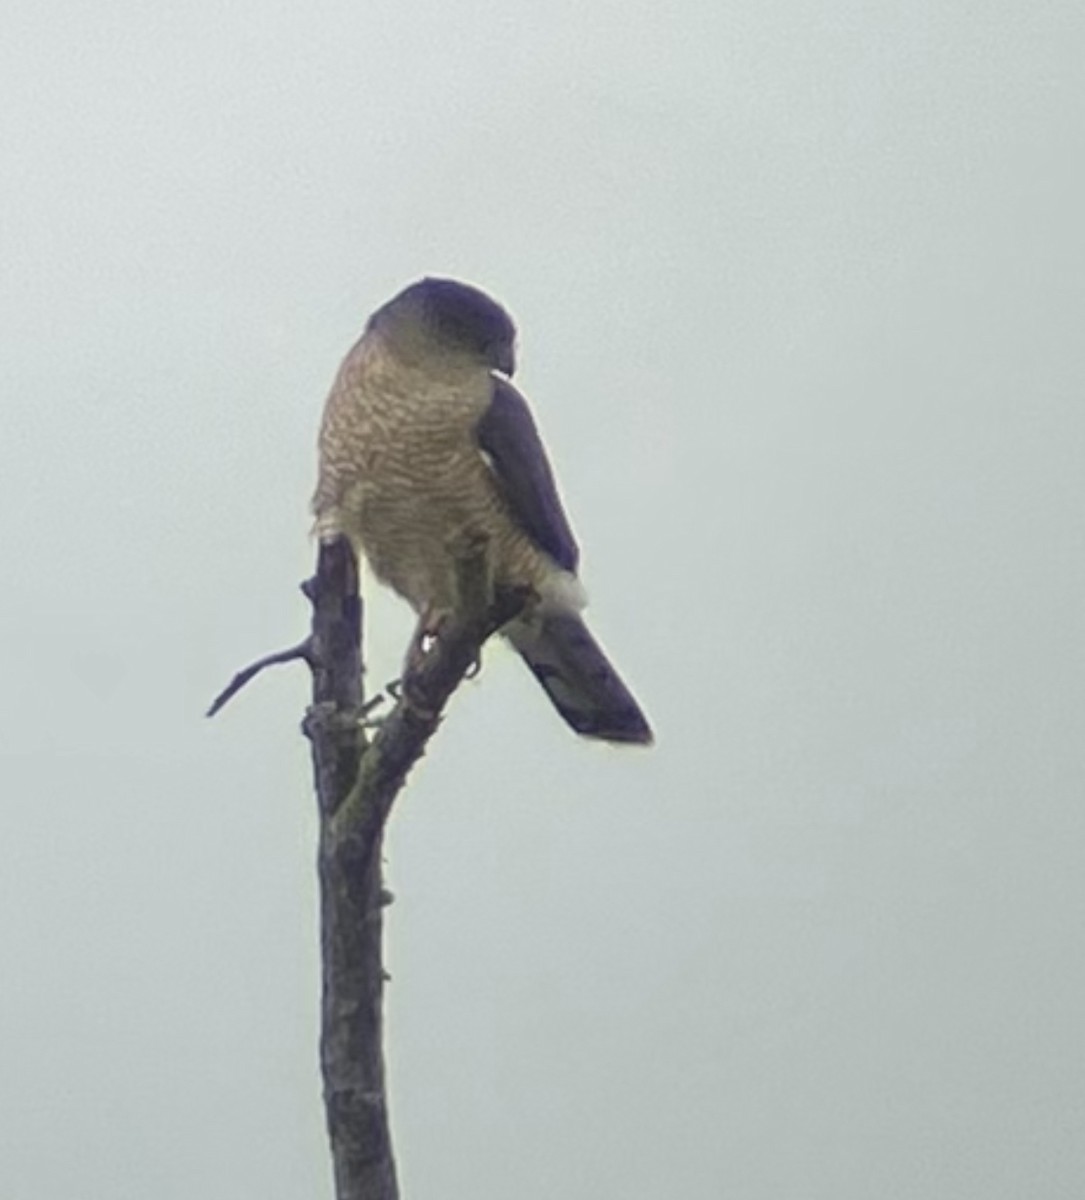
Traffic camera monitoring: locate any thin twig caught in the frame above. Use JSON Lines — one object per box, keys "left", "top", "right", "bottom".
{"left": 206, "top": 639, "right": 312, "bottom": 717}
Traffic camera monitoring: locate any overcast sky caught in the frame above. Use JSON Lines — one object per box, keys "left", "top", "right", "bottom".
{"left": 3, "top": 1, "right": 1084, "bottom": 1197}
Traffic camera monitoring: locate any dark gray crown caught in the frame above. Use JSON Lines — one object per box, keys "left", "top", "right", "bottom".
{"left": 374, "top": 277, "right": 517, "bottom": 375}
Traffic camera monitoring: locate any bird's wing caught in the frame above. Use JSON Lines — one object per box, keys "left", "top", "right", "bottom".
{"left": 475, "top": 376, "right": 580, "bottom": 573}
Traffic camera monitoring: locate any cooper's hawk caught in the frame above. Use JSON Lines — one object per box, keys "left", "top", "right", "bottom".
{"left": 313, "top": 278, "right": 652, "bottom": 745}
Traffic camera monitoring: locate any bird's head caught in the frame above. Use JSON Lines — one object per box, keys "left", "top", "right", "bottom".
{"left": 370, "top": 277, "right": 517, "bottom": 376}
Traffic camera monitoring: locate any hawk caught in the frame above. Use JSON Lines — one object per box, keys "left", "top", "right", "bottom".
{"left": 313, "top": 278, "right": 652, "bottom": 745}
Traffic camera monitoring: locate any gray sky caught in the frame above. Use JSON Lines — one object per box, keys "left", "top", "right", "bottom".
{"left": 3, "top": 1, "right": 1084, "bottom": 1197}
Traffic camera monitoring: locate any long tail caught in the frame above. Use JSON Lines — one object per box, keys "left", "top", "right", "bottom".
{"left": 504, "top": 611, "right": 653, "bottom": 745}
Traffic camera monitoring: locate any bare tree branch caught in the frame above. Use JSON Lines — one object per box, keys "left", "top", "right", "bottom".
{"left": 333, "top": 539, "right": 529, "bottom": 859}
{"left": 299, "top": 538, "right": 397, "bottom": 1200}
{"left": 209, "top": 532, "right": 527, "bottom": 1200}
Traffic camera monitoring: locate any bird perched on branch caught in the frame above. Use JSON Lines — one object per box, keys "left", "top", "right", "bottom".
{"left": 313, "top": 277, "right": 652, "bottom": 745}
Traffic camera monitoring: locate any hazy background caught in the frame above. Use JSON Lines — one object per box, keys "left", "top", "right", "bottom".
{"left": 3, "top": 1, "right": 1084, "bottom": 1197}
